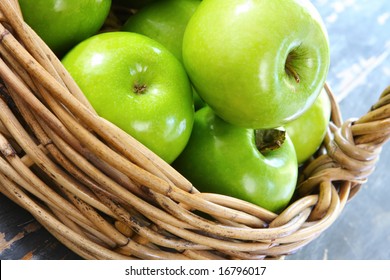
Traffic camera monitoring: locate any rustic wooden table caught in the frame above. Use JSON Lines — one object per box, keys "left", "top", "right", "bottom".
{"left": 1, "top": 0, "right": 389, "bottom": 260}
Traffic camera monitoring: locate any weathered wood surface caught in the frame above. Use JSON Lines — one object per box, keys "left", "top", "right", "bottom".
{"left": 0, "top": 194, "right": 80, "bottom": 260}
{"left": 1, "top": 0, "right": 389, "bottom": 260}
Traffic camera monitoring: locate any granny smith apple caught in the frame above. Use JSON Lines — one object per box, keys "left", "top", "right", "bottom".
{"left": 173, "top": 106, "right": 298, "bottom": 213}
{"left": 19, "top": 0, "right": 112, "bottom": 56}
{"left": 62, "top": 32, "right": 194, "bottom": 163}
{"left": 122, "top": 0, "right": 201, "bottom": 62}
{"left": 183, "top": 0, "right": 330, "bottom": 129}
{"left": 284, "top": 88, "right": 331, "bottom": 165}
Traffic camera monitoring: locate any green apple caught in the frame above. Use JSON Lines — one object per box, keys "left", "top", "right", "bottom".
{"left": 62, "top": 32, "right": 194, "bottom": 163}
{"left": 122, "top": 0, "right": 201, "bottom": 62}
{"left": 173, "top": 106, "right": 298, "bottom": 213}
{"left": 284, "top": 88, "right": 331, "bottom": 164}
{"left": 183, "top": 0, "right": 330, "bottom": 129}
{"left": 19, "top": 0, "right": 112, "bottom": 56}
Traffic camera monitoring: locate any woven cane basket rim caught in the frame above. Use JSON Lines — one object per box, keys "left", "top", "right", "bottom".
{"left": 1, "top": 0, "right": 390, "bottom": 260}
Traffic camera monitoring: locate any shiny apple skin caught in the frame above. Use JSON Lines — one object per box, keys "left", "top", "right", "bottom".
{"left": 19, "top": 0, "right": 112, "bottom": 56}
{"left": 122, "top": 0, "right": 201, "bottom": 62}
{"left": 62, "top": 32, "right": 194, "bottom": 163}
{"left": 285, "top": 88, "right": 331, "bottom": 164}
{"left": 183, "top": 0, "right": 330, "bottom": 129}
{"left": 173, "top": 106, "right": 298, "bottom": 213}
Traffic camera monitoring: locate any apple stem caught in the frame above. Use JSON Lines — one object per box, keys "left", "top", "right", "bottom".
{"left": 255, "top": 129, "right": 286, "bottom": 154}
{"left": 285, "top": 63, "right": 300, "bottom": 84}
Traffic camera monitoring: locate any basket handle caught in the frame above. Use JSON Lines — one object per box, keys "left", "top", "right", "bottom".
{"left": 297, "top": 84, "right": 390, "bottom": 199}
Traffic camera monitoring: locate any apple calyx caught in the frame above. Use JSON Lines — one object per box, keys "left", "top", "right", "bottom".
{"left": 133, "top": 82, "right": 147, "bottom": 94}
{"left": 255, "top": 129, "right": 286, "bottom": 153}
{"left": 285, "top": 50, "right": 301, "bottom": 84}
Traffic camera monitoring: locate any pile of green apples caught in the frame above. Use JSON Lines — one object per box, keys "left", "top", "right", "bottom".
{"left": 20, "top": 0, "right": 331, "bottom": 213}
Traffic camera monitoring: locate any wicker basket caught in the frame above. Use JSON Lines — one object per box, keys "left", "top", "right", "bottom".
{"left": 0, "top": 0, "right": 389, "bottom": 260}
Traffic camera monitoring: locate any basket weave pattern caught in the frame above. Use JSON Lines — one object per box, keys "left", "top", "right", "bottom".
{"left": 0, "top": 0, "right": 389, "bottom": 260}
